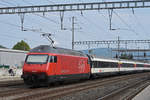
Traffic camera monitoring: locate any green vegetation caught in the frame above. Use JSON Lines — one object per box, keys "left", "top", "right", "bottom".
{"left": 88, "top": 49, "right": 93, "bottom": 54}
{"left": 0, "top": 45, "right": 6, "bottom": 48}
{"left": 119, "top": 53, "right": 133, "bottom": 60}
{"left": 12, "top": 40, "right": 30, "bottom": 51}
{"left": 115, "top": 53, "right": 133, "bottom": 60}
{"left": 0, "top": 65, "right": 9, "bottom": 69}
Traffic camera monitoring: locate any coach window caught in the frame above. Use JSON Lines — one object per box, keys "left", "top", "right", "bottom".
{"left": 95, "top": 61, "right": 98, "bottom": 67}
{"left": 92, "top": 61, "right": 94, "bottom": 67}
{"left": 110, "top": 62, "right": 114, "bottom": 68}
{"left": 112, "top": 62, "right": 115, "bottom": 67}
{"left": 96, "top": 61, "right": 98, "bottom": 67}
{"left": 100, "top": 62, "right": 104, "bottom": 68}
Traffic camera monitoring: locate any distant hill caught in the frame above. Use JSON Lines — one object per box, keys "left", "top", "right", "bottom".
{"left": 81, "top": 48, "right": 150, "bottom": 60}
{"left": 82, "top": 48, "right": 115, "bottom": 58}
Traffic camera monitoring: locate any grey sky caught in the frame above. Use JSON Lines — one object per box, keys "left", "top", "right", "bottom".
{"left": 0, "top": 0, "right": 149, "bottom": 50}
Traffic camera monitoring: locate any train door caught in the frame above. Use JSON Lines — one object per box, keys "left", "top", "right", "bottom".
{"left": 48, "top": 55, "right": 57, "bottom": 75}
{"left": 118, "top": 61, "right": 122, "bottom": 72}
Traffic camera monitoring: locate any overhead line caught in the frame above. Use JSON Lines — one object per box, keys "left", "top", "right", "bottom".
{"left": 113, "top": 11, "right": 139, "bottom": 35}
{"left": 133, "top": 13, "right": 149, "bottom": 35}
{"left": 82, "top": 15, "right": 109, "bottom": 34}
{"left": 0, "top": 33, "right": 47, "bottom": 44}
{"left": 0, "top": 2, "right": 9, "bottom": 6}
{"left": 22, "top": 0, "right": 59, "bottom": 25}
{"left": 0, "top": 0, "right": 16, "bottom": 6}
{"left": 0, "top": 19, "right": 51, "bottom": 34}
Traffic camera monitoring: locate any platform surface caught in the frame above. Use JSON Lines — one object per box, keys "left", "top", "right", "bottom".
{"left": 0, "top": 76, "right": 21, "bottom": 81}
{"left": 0, "top": 68, "right": 22, "bottom": 81}
{"left": 132, "top": 85, "right": 150, "bottom": 100}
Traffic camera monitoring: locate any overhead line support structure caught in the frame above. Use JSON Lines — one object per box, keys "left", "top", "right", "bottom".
{"left": 0, "top": 1, "right": 150, "bottom": 14}
{"left": 74, "top": 40, "right": 150, "bottom": 45}
{"left": 72, "top": 16, "right": 75, "bottom": 50}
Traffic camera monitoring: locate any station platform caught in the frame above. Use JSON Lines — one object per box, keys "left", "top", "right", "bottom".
{"left": 0, "top": 68, "right": 22, "bottom": 81}
{"left": 132, "top": 85, "right": 150, "bottom": 100}
{"left": 0, "top": 75, "right": 21, "bottom": 82}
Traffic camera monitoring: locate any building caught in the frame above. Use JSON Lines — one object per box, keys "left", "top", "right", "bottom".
{"left": 0, "top": 48, "right": 28, "bottom": 68}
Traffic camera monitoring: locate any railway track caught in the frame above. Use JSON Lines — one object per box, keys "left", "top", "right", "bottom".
{"left": 0, "top": 72, "right": 150, "bottom": 100}
{"left": 98, "top": 79, "right": 150, "bottom": 100}
{"left": 0, "top": 80, "right": 23, "bottom": 87}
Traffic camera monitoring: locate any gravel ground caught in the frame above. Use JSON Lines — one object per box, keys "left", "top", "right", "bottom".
{"left": 0, "top": 72, "right": 149, "bottom": 100}
{"left": 55, "top": 77, "right": 146, "bottom": 100}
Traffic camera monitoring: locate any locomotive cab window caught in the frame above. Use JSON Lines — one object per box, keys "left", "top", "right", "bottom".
{"left": 25, "top": 54, "right": 49, "bottom": 64}
{"left": 49, "top": 56, "right": 57, "bottom": 63}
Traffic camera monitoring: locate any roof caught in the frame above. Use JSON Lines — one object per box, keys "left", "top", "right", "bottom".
{"left": 0, "top": 48, "right": 28, "bottom": 54}
{"left": 90, "top": 55, "right": 149, "bottom": 64}
{"left": 30, "top": 45, "right": 87, "bottom": 57}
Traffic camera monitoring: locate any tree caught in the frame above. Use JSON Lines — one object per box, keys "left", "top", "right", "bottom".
{"left": 88, "top": 49, "right": 93, "bottom": 54}
{"left": 0, "top": 45, "right": 6, "bottom": 48}
{"left": 115, "top": 54, "right": 118, "bottom": 58}
{"left": 119, "top": 53, "right": 133, "bottom": 60}
{"left": 12, "top": 40, "right": 30, "bottom": 51}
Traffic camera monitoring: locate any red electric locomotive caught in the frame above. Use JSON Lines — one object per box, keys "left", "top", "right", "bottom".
{"left": 22, "top": 45, "right": 91, "bottom": 86}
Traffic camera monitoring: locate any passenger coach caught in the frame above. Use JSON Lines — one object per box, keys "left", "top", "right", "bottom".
{"left": 90, "top": 55, "right": 150, "bottom": 77}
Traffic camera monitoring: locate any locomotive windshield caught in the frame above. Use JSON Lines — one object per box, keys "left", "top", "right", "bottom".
{"left": 25, "top": 54, "right": 49, "bottom": 64}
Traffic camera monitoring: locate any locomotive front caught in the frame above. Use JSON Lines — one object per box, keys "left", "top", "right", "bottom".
{"left": 22, "top": 53, "right": 50, "bottom": 86}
